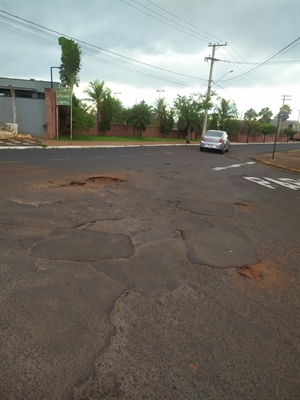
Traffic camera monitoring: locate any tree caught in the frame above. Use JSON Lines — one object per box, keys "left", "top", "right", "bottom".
{"left": 152, "top": 97, "right": 168, "bottom": 128}
{"left": 122, "top": 107, "right": 133, "bottom": 137}
{"left": 173, "top": 93, "right": 209, "bottom": 143}
{"left": 258, "top": 107, "right": 273, "bottom": 123}
{"left": 72, "top": 96, "right": 94, "bottom": 133}
{"left": 83, "top": 80, "right": 111, "bottom": 123}
{"left": 243, "top": 108, "right": 258, "bottom": 143}
{"left": 280, "top": 104, "right": 292, "bottom": 115}
{"left": 160, "top": 109, "right": 175, "bottom": 138}
{"left": 58, "top": 36, "right": 82, "bottom": 140}
{"left": 131, "top": 101, "right": 153, "bottom": 138}
{"left": 259, "top": 123, "right": 276, "bottom": 143}
{"left": 111, "top": 97, "right": 124, "bottom": 123}
{"left": 283, "top": 127, "right": 296, "bottom": 142}
{"left": 98, "top": 95, "right": 113, "bottom": 135}
{"left": 213, "top": 98, "right": 238, "bottom": 130}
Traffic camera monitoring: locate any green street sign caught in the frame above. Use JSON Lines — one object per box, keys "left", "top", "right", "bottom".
{"left": 56, "top": 87, "right": 72, "bottom": 106}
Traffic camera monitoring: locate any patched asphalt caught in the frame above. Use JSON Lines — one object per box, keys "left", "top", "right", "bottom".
{"left": 1, "top": 145, "right": 299, "bottom": 400}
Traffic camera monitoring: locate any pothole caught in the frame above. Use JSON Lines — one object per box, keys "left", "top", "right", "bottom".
{"left": 234, "top": 202, "right": 248, "bottom": 207}
{"left": 70, "top": 181, "right": 86, "bottom": 186}
{"left": 175, "top": 229, "right": 184, "bottom": 239}
{"left": 87, "top": 176, "right": 124, "bottom": 183}
{"left": 239, "top": 265, "right": 262, "bottom": 280}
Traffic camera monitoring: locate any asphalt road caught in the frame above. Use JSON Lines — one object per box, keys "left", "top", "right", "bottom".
{"left": 1, "top": 143, "right": 299, "bottom": 400}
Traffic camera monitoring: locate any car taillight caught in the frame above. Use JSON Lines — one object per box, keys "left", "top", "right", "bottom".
{"left": 219, "top": 138, "right": 224, "bottom": 142}
{"left": 201, "top": 136, "right": 205, "bottom": 140}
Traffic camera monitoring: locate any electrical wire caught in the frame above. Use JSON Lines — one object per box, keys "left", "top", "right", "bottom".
{"left": 0, "top": 10, "right": 208, "bottom": 85}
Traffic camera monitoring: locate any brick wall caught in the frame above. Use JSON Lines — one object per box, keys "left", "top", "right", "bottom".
{"left": 45, "top": 88, "right": 56, "bottom": 139}
{"left": 75, "top": 123, "right": 183, "bottom": 139}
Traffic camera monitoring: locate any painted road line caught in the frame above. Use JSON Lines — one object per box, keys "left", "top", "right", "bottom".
{"left": 244, "top": 177, "right": 300, "bottom": 190}
{"left": 164, "top": 152, "right": 173, "bottom": 154}
{"left": 145, "top": 153, "right": 155, "bottom": 156}
{"left": 121, "top": 154, "right": 133, "bottom": 157}
{"left": 0, "top": 160, "right": 24, "bottom": 164}
{"left": 213, "top": 161, "right": 256, "bottom": 171}
{"left": 264, "top": 178, "right": 300, "bottom": 190}
{"left": 50, "top": 158, "right": 72, "bottom": 161}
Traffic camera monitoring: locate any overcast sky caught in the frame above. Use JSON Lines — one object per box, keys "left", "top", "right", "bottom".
{"left": 1, "top": 0, "right": 299, "bottom": 120}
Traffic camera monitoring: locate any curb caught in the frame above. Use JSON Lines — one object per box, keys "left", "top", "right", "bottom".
{"left": 251, "top": 156, "right": 300, "bottom": 173}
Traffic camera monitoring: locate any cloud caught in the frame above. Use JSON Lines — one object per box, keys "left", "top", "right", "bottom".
{"left": 1, "top": 0, "right": 299, "bottom": 119}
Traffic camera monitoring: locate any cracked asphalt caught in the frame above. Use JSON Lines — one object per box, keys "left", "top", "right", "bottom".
{"left": 0, "top": 144, "right": 299, "bottom": 399}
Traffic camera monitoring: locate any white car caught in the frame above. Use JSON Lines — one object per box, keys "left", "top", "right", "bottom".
{"left": 200, "top": 130, "right": 230, "bottom": 154}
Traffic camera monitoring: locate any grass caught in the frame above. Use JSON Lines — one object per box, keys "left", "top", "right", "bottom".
{"left": 58, "top": 135, "right": 190, "bottom": 142}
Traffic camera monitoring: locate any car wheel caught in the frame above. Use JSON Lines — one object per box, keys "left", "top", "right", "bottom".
{"left": 227, "top": 143, "right": 230, "bottom": 152}
{"left": 200, "top": 147, "right": 203, "bottom": 152}
{"left": 221, "top": 147, "right": 225, "bottom": 154}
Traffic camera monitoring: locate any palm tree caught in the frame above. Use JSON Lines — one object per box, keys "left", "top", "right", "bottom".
{"left": 83, "top": 79, "right": 111, "bottom": 123}
{"left": 152, "top": 97, "right": 168, "bottom": 128}
{"left": 214, "top": 98, "right": 238, "bottom": 130}
{"left": 258, "top": 107, "right": 273, "bottom": 123}
{"left": 131, "top": 101, "right": 153, "bottom": 138}
{"left": 244, "top": 108, "right": 258, "bottom": 143}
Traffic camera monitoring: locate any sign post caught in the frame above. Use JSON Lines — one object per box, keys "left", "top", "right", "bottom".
{"left": 272, "top": 111, "right": 289, "bottom": 160}
{"left": 56, "top": 87, "right": 72, "bottom": 140}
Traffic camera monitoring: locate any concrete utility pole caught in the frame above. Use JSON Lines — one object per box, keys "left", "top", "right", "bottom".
{"left": 202, "top": 42, "right": 227, "bottom": 137}
{"left": 282, "top": 94, "right": 292, "bottom": 106}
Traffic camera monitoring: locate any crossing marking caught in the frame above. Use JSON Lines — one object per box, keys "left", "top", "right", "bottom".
{"left": 244, "top": 177, "right": 300, "bottom": 190}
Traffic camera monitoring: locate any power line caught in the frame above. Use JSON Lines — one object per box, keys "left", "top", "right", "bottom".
{"left": 146, "top": 0, "right": 223, "bottom": 42}
{"left": 0, "top": 10, "right": 208, "bottom": 84}
{"left": 119, "top": 0, "right": 211, "bottom": 43}
{"left": 222, "top": 37, "right": 300, "bottom": 82}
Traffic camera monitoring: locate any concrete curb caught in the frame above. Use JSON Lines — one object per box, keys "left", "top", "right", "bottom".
{"left": 251, "top": 156, "right": 300, "bottom": 174}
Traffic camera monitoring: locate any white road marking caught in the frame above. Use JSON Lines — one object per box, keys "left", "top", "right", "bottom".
{"left": 244, "top": 177, "right": 300, "bottom": 190}
{"left": 264, "top": 178, "right": 299, "bottom": 190}
{"left": 244, "top": 177, "right": 276, "bottom": 189}
{"left": 213, "top": 161, "right": 255, "bottom": 171}
{"left": 121, "top": 154, "right": 133, "bottom": 157}
{"left": 164, "top": 152, "right": 173, "bottom": 154}
{"left": 0, "top": 160, "right": 24, "bottom": 164}
{"left": 145, "top": 153, "right": 155, "bottom": 156}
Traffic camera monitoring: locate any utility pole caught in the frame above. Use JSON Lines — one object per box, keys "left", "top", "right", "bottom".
{"left": 202, "top": 42, "right": 227, "bottom": 137}
{"left": 282, "top": 94, "right": 292, "bottom": 106}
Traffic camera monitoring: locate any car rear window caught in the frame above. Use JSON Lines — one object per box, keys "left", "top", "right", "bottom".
{"left": 205, "top": 131, "right": 222, "bottom": 137}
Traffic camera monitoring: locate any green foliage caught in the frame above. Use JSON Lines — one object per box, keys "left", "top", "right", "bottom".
{"left": 83, "top": 79, "right": 111, "bottom": 122}
{"left": 111, "top": 98, "right": 124, "bottom": 123}
{"left": 58, "top": 37, "right": 81, "bottom": 88}
{"left": 131, "top": 101, "right": 153, "bottom": 138}
{"left": 258, "top": 107, "right": 273, "bottom": 123}
{"left": 213, "top": 98, "right": 238, "bottom": 131}
{"left": 72, "top": 105, "right": 94, "bottom": 132}
{"left": 173, "top": 93, "right": 208, "bottom": 142}
{"left": 160, "top": 109, "right": 175, "bottom": 138}
{"left": 152, "top": 97, "right": 168, "bottom": 127}
{"left": 243, "top": 108, "right": 258, "bottom": 143}
{"left": 259, "top": 123, "right": 276, "bottom": 142}
{"left": 98, "top": 95, "right": 113, "bottom": 135}
{"left": 280, "top": 104, "right": 292, "bottom": 115}
{"left": 283, "top": 127, "right": 296, "bottom": 141}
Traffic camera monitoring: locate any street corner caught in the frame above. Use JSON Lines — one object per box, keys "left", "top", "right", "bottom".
{"left": 184, "top": 227, "right": 257, "bottom": 268}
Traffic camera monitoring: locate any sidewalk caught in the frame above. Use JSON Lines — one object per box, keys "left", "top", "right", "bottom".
{"left": 252, "top": 148, "right": 300, "bottom": 173}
